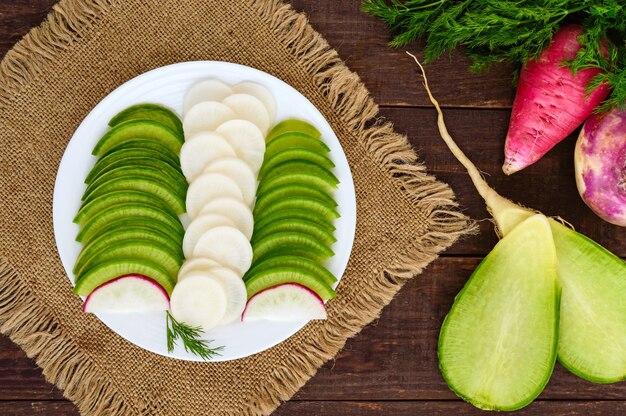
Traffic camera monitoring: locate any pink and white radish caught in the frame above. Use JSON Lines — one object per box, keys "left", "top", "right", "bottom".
{"left": 575, "top": 107, "right": 626, "bottom": 225}
{"left": 242, "top": 283, "right": 327, "bottom": 322}
{"left": 83, "top": 274, "right": 169, "bottom": 313}
{"left": 503, "top": 24, "right": 611, "bottom": 175}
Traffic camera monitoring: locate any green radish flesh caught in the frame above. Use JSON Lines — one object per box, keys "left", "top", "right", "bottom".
{"left": 108, "top": 103, "right": 183, "bottom": 137}
{"left": 254, "top": 184, "right": 337, "bottom": 214}
{"left": 252, "top": 231, "right": 334, "bottom": 265}
{"left": 245, "top": 255, "right": 337, "bottom": 286}
{"left": 92, "top": 120, "right": 183, "bottom": 156}
{"left": 259, "top": 148, "right": 335, "bottom": 178}
{"left": 245, "top": 266, "right": 335, "bottom": 300}
{"left": 254, "top": 208, "right": 336, "bottom": 233}
{"left": 266, "top": 119, "right": 321, "bottom": 142}
{"left": 100, "top": 139, "right": 180, "bottom": 166}
{"left": 74, "top": 190, "right": 175, "bottom": 225}
{"left": 252, "top": 218, "right": 337, "bottom": 247}
{"left": 84, "top": 165, "right": 187, "bottom": 199}
{"left": 86, "top": 149, "right": 180, "bottom": 183}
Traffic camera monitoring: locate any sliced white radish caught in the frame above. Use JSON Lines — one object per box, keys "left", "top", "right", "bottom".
{"left": 184, "top": 79, "right": 234, "bottom": 115}
{"left": 215, "top": 120, "right": 265, "bottom": 174}
{"left": 198, "top": 197, "right": 254, "bottom": 240}
{"left": 222, "top": 94, "right": 271, "bottom": 134}
{"left": 183, "top": 213, "right": 235, "bottom": 258}
{"left": 232, "top": 82, "right": 276, "bottom": 123}
{"left": 203, "top": 157, "right": 257, "bottom": 207}
{"left": 206, "top": 266, "right": 247, "bottom": 325}
{"left": 83, "top": 275, "right": 169, "bottom": 313}
{"left": 170, "top": 274, "right": 227, "bottom": 332}
{"left": 186, "top": 173, "right": 243, "bottom": 219}
{"left": 180, "top": 132, "right": 236, "bottom": 181}
{"left": 242, "top": 283, "right": 327, "bottom": 322}
{"left": 183, "top": 101, "right": 235, "bottom": 138}
{"left": 192, "top": 226, "right": 252, "bottom": 276}
{"left": 178, "top": 257, "right": 222, "bottom": 281}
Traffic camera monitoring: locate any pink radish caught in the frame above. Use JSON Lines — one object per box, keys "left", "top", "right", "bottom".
{"left": 575, "top": 107, "right": 626, "bottom": 225}
{"left": 503, "top": 24, "right": 610, "bottom": 175}
{"left": 83, "top": 274, "right": 169, "bottom": 313}
{"left": 242, "top": 283, "right": 326, "bottom": 321}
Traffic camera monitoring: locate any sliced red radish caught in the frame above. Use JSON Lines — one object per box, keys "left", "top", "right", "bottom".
{"left": 183, "top": 101, "right": 235, "bottom": 138}
{"left": 180, "top": 132, "right": 236, "bottom": 181}
{"left": 242, "top": 283, "right": 327, "bottom": 321}
{"left": 178, "top": 257, "right": 221, "bottom": 281}
{"left": 232, "top": 82, "right": 276, "bottom": 123}
{"left": 215, "top": 120, "right": 265, "bottom": 174}
{"left": 184, "top": 79, "right": 234, "bottom": 115}
{"left": 222, "top": 94, "right": 271, "bottom": 134}
{"left": 183, "top": 213, "right": 236, "bottom": 258}
{"left": 192, "top": 226, "right": 252, "bottom": 276}
{"left": 170, "top": 274, "right": 227, "bottom": 332}
{"left": 83, "top": 274, "right": 169, "bottom": 313}
{"left": 198, "top": 197, "right": 254, "bottom": 240}
{"left": 203, "top": 157, "right": 257, "bottom": 206}
{"left": 204, "top": 267, "right": 247, "bottom": 325}
{"left": 186, "top": 173, "right": 243, "bottom": 218}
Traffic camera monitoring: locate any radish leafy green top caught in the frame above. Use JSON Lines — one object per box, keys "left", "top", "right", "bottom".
{"left": 362, "top": 0, "right": 626, "bottom": 109}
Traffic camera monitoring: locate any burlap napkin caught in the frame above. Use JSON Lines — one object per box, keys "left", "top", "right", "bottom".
{"left": 0, "top": 0, "right": 471, "bottom": 414}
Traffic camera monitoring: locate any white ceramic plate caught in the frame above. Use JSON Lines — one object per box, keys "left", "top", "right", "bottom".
{"left": 53, "top": 61, "right": 357, "bottom": 361}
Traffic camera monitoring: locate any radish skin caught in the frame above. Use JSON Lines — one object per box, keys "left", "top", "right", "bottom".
{"left": 503, "top": 25, "right": 610, "bottom": 175}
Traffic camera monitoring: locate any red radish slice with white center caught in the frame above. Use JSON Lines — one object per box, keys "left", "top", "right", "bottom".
{"left": 170, "top": 274, "right": 227, "bottom": 332}
{"left": 206, "top": 267, "right": 247, "bottom": 324}
{"left": 222, "top": 94, "right": 271, "bottom": 134}
{"left": 186, "top": 173, "right": 243, "bottom": 219}
{"left": 178, "top": 257, "right": 221, "bottom": 281}
{"left": 83, "top": 274, "right": 169, "bottom": 313}
{"left": 180, "top": 132, "right": 236, "bottom": 181}
{"left": 183, "top": 101, "right": 235, "bottom": 138}
{"left": 232, "top": 82, "right": 276, "bottom": 123}
{"left": 242, "top": 283, "right": 327, "bottom": 321}
{"left": 184, "top": 79, "right": 233, "bottom": 115}
{"left": 198, "top": 197, "right": 254, "bottom": 240}
{"left": 215, "top": 120, "right": 265, "bottom": 174}
{"left": 183, "top": 213, "right": 236, "bottom": 258}
{"left": 192, "top": 226, "right": 252, "bottom": 276}
{"left": 203, "top": 157, "right": 257, "bottom": 206}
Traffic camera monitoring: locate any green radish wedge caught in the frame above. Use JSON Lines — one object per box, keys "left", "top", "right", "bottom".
{"left": 254, "top": 208, "right": 335, "bottom": 234}
{"left": 74, "top": 190, "right": 175, "bottom": 225}
{"left": 439, "top": 214, "right": 559, "bottom": 410}
{"left": 83, "top": 165, "right": 187, "bottom": 199}
{"left": 265, "top": 132, "right": 330, "bottom": 157}
{"left": 79, "top": 218, "right": 183, "bottom": 247}
{"left": 263, "top": 161, "right": 338, "bottom": 186}
{"left": 85, "top": 154, "right": 184, "bottom": 184}
{"left": 245, "top": 266, "right": 335, "bottom": 300}
{"left": 245, "top": 255, "right": 337, "bottom": 286}
{"left": 100, "top": 139, "right": 180, "bottom": 166}
{"left": 252, "top": 231, "right": 334, "bottom": 265}
{"left": 252, "top": 218, "right": 337, "bottom": 247}
{"left": 108, "top": 103, "right": 183, "bottom": 137}
{"left": 266, "top": 119, "right": 321, "bottom": 142}
{"left": 254, "top": 196, "right": 339, "bottom": 224}
{"left": 254, "top": 184, "right": 337, "bottom": 215}
{"left": 92, "top": 120, "right": 183, "bottom": 157}
{"left": 259, "top": 148, "right": 335, "bottom": 178}
{"left": 257, "top": 170, "right": 338, "bottom": 196}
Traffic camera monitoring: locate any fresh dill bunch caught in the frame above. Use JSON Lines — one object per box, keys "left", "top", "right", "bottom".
{"left": 166, "top": 311, "right": 224, "bottom": 360}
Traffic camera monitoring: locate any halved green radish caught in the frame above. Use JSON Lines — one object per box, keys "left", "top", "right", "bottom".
{"left": 170, "top": 273, "right": 227, "bottom": 332}
{"left": 179, "top": 132, "right": 236, "bottom": 181}
{"left": 215, "top": 119, "right": 265, "bottom": 174}
{"left": 257, "top": 171, "right": 338, "bottom": 198}
{"left": 92, "top": 120, "right": 183, "bottom": 157}
{"left": 87, "top": 148, "right": 180, "bottom": 183}
{"left": 86, "top": 155, "right": 184, "bottom": 186}
{"left": 203, "top": 157, "right": 256, "bottom": 206}
{"left": 243, "top": 283, "right": 326, "bottom": 321}
{"left": 201, "top": 267, "right": 247, "bottom": 324}
{"left": 265, "top": 132, "right": 329, "bottom": 157}
{"left": 245, "top": 267, "right": 335, "bottom": 300}
{"left": 252, "top": 231, "right": 334, "bottom": 265}
{"left": 183, "top": 213, "right": 235, "bottom": 258}
{"left": 84, "top": 165, "right": 187, "bottom": 200}
{"left": 198, "top": 197, "right": 254, "bottom": 240}
{"left": 182, "top": 101, "right": 235, "bottom": 138}
{"left": 183, "top": 79, "right": 234, "bottom": 115}
{"left": 254, "top": 184, "right": 337, "bottom": 215}
{"left": 222, "top": 94, "right": 271, "bottom": 133}
{"left": 245, "top": 255, "right": 336, "bottom": 286}
{"left": 267, "top": 119, "right": 321, "bottom": 142}
{"left": 439, "top": 214, "right": 559, "bottom": 411}
{"left": 108, "top": 104, "right": 183, "bottom": 137}
{"left": 252, "top": 218, "right": 337, "bottom": 247}
{"left": 186, "top": 173, "right": 243, "bottom": 218}
{"left": 83, "top": 274, "right": 170, "bottom": 313}
{"left": 101, "top": 138, "right": 180, "bottom": 165}
{"left": 232, "top": 82, "right": 276, "bottom": 122}
{"left": 74, "top": 258, "right": 175, "bottom": 296}
{"left": 178, "top": 257, "right": 221, "bottom": 281}
{"left": 254, "top": 196, "right": 339, "bottom": 224}
{"left": 192, "top": 226, "right": 252, "bottom": 276}
{"left": 254, "top": 208, "right": 335, "bottom": 233}
{"left": 259, "top": 148, "right": 335, "bottom": 178}
{"left": 264, "top": 161, "right": 338, "bottom": 186}
{"left": 74, "top": 190, "right": 174, "bottom": 225}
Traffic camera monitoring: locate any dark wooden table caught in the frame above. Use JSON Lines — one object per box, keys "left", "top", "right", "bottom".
{"left": 2, "top": 1, "right": 626, "bottom": 415}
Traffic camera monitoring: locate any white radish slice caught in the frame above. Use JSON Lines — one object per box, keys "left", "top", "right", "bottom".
{"left": 242, "top": 283, "right": 327, "bottom": 321}
{"left": 192, "top": 226, "right": 252, "bottom": 276}
{"left": 222, "top": 94, "right": 271, "bottom": 134}
{"left": 184, "top": 79, "right": 234, "bottom": 115}
{"left": 198, "top": 197, "right": 254, "bottom": 240}
{"left": 183, "top": 213, "right": 236, "bottom": 258}
{"left": 180, "top": 132, "right": 236, "bottom": 181}
{"left": 232, "top": 82, "right": 276, "bottom": 123}
{"left": 215, "top": 120, "right": 265, "bottom": 174}
{"left": 208, "top": 266, "right": 247, "bottom": 325}
{"left": 183, "top": 101, "right": 235, "bottom": 138}
{"left": 203, "top": 157, "right": 257, "bottom": 207}
{"left": 170, "top": 274, "right": 227, "bottom": 332}
{"left": 83, "top": 275, "right": 169, "bottom": 313}
{"left": 186, "top": 173, "right": 243, "bottom": 219}
{"left": 178, "top": 257, "right": 221, "bottom": 281}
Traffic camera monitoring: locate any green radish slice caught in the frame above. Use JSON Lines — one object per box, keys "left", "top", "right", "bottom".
{"left": 259, "top": 148, "right": 335, "bottom": 178}
{"left": 183, "top": 79, "right": 233, "bottom": 115}
{"left": 198, "top": 197, "right": 254, "bottom": 240}
{"left": 178, "top": 257, "right": 221, "bottom": 281}
{"left": 179, "top": 132, "right": 236, "bottom": 181}
{"left": 222, "top": 94, "right": 271, "bottom": 134}
{"left": 78, "top": 218, "right": 183, "bottom": 249}
{"left": 85, "top": 155, "right": 185, "bottom": 186}
{"left": 192, "top": 226, "right": 252, "bottom": 276}
{"left": 252, "top": 231, "right": 334, "bottom": 265}
{"left": 267, "top": 119, "right": 321, "bottom": 142}
{"left": 183, "top": 101, "right": 235, "bottom": 138}
{"left": 265, "top": 132, "right": 329, "bottom": 156}
{"left": 254, "top": 196, "right": 339, "bottom": 223}
{"left": 170, "top": 273, "right": 227, "bottom": 332}
{"left": 183, "top": 213, "right": 236, "bottom": 258}
{"left": 263, "top": 161, "right": 339, "bottom": 186}
{"left": 186, "top": 173, "right": 243, "bottom": 219}
{"left": 74, "top": 190, "right": 174, "bottom": 225}
{"left": 254, "top": 184, "right": 337, "bottom": 214}
{"left": 232, "top": 82, "right": 276, "bottom": 123}
{"left": 245, "top": 255, "right": 337, "bottom": 286}
{"left": 203, "top": 157, "right": 257, "bottom": 206}
{"left": 108, "top": 104, "right": 183, "bottom": 137}
{"left": 252, "top": 218, "right": 337, "bottom": 247}
{"left": 439, "top": 214, "right": 559, "bottom": 411}
{"left": 257, "top": 171, "right": 338, "bottom": 196}
{"left": 245, "top": 267, "right": 335, "bottom": 300}
{"left": 83, "top": 274, "right": 170, "bottom": 314}
{"left": 92, "top": 120, "right": 183, "bottom": 157}
{"left": 215, "top": 119, "right": 266, "bottom": 174}
{"left": 100, "top": 139, "right": 180, "bottom": 166}
{"left": 87, "top": 149, "right": 180, "bottom": 183}
{"left": 254, "top": 208, "right": 335, "bottom": 233}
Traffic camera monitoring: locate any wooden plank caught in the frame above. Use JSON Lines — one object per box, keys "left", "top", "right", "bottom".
{"left": 0, "top": 402, "right": 77, "bottom": 415}
{"left": 0, "top": 0, "right": 55, "bottom": 56}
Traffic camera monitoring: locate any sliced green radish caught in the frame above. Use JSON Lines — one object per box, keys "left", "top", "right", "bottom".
{"left": 85, "top": 156, "right": 185, "bottom": 187}
{"left": 254, "top": 184, "right": 337, "bottom": 215}
{"left": 222, "top": 94, "right": 271, "bottom": 133}
{"left": 83, "top": 274, "right": 170, "bottom": 313}
{"left": 74, "top": 258, "right": 175, "bottom": 296}
{"left": 265, "top": 132, "right": 329, "bottom": 157}
{"left": 245, "top": 267, "right": 335, "bottom": 300}
{"left": 252, "top": 231, "right": 334, "bottom": 265}
{"left": 170, "top": 273, "right": 227, "bottom": 332}
{"left": 439, "top": 214, "right": 559, "bottom": 411}
{"left": 259, "top": 148, "right": 335, "bottom": 178}
{"left": 183, "top": 213, "right": 235, "bottom": 258}
{"left": 192, "top": 226, "right": 252, "bottom": 276}
{"left": 215, "top": 119, "right": 265, "bottom": 174}
{"left": 179, "top": 132, "right": 236, "bottom": 181}
{"left": 267, "top": 119, "right": 321, "bottom": 142}
{"left": 257, "top": 171, "right": 338, "bottom": 198}
{"left": 108, "top": 104, "right": 183, "bottom": 137}
{"left": 87, "top": 148, "right": 180, "bottom": 183}
{"left": 101, "top": 138, "right": 180, "bottom": 165}
{"left": 198, "top": 197, "right": 254, "bottom": 240}
{"left": 182, "top": 101, "right": 235, "bottom": 138}
{"left": 183, "top": 79, "right": 234, "bottom": 115}
{"left": 252, "top": 218, "right": 337, "bottom": 247}
{"left": 254, "top": 196, "right": 339, "bottom": 224}
{"left": 243, "top": 283, "right": 326, "bottom": 321}
{"left": 263, "top": 161, "right": 338, "bottom": 185}
{"left": 74, "top": 190, "right": 174, "bottom": 225}
{"left": 245, "top": 255, "right": 337, "bottom": 286}
{"left": 178, "top": 257, "right": 221, "bottom": 281}
{"left": 203, "top": 157, "right": 256, "bottom": 206}
{"left": 92, "top": 120, "right": 182, "bottom": 157}
{"left": 186, "top": 172, "right": 243, "bottom": 218}
{"left": 201, "top": 267, "right": 247, "bottom": 324}
{"left": 232, "top": 82, "right": 276, "bottom": 122}
{"left": 254, "top": 208, "right": 335, "bottom": 233}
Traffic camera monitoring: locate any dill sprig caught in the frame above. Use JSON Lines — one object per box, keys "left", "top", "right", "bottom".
{"left": 166, "top": 311, "right": 224, "bottom": 360}
{"left": 362, "top": 0, "right": 626, "bottom": 109}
